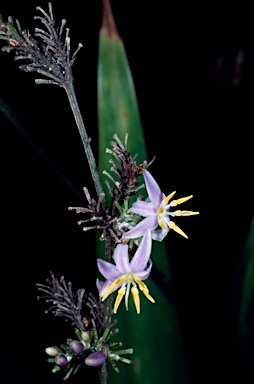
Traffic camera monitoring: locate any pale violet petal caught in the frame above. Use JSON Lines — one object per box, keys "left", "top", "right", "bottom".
{"left": 130, "top": 230, "right": 152, "bottom": 273}
{"left": 96, "top": 278, "right": 104, "bottom": 292}
{"left": 97, "top": 258, "right": 120, "bottom": 280}
{"left": 129, "top": 201, "right": 157, "bottom": 217}
{"left": 143, "top": 170, "right": 164, "bottom": 207}
{"left": 151, "top": 228, "right": 169, "bottom": 241}
{"left": 98, "top": 279, "right": 111, "bottom": 297}
{"left": 138, "top": 259, "right": 153, "bottom": 280}
{"left": 114, "top": 244, "right": 130, "bottom": 274}
{"left": 123, "top": 216, "right": 158, "bottom": 239}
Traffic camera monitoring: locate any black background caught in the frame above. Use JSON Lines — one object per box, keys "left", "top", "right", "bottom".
{"left": 0, "top": 1, "right": 253, "bottom": 383}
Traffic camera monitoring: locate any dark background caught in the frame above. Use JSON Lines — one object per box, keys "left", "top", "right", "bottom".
{"left": 0, "top": 1, "right": 253, "bottom": 383}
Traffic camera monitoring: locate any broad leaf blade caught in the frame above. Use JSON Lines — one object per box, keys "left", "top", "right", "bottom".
{"left": 97, "top": 1, "right": 190, "bottom": 383}
{"left": 97, "top": 21, "right": 147, "bottom": 203}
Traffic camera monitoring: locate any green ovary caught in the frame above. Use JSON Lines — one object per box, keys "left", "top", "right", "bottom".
{"left": 125, "top": 273, "right": 134, "bottom": 283}
{"left": 157, "top": 207, "right": 167, "bottom": 218}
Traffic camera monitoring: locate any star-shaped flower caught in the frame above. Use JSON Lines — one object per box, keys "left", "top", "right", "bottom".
{"left": 97, "top": 230, "right": 155, "bottom": 314}
{"left": 123, "top": 170, "right": 199, "bottom": 241}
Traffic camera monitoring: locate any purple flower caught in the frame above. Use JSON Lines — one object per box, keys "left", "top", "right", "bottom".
{"left": 97, "top": 230, "right": 155, "bottom": 314}
{"left": 123, "top": 170, "right": 199, "bottom": 241}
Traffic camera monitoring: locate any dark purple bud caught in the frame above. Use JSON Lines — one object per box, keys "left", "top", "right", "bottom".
{"left": 69, "top": 340, "right": 84, "bottom": 354}
{"left": 85, "top": 351, "right": 106, "bottom": 367}
{"left": 55, "top": 354, "right": 68, "bottom": 368}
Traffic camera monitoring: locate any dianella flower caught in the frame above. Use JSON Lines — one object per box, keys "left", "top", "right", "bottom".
{"left": 123, "top": 170, "right": 199, "bottom": 241}
{"left": 97, "top": 230, "right": 155, "bottom": 314}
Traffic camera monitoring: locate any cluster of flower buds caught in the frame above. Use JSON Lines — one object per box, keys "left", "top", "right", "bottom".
{"left": 45, "top": 326, "right": 133, "bottom": 379}
{"left": 37, "top": 271, "right": 133, "bottom": 379}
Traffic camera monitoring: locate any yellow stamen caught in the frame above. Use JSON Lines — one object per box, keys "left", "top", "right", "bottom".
{"left": 161, "top": 191, "right": 176, "bottom": 205}
{"left": 173, "top": 210, "right": 200, "bottom": 216}
{"left": 113, "top": 287, "right": 126, "bottom": 313}
{"left": 170, "top": 195, "right": 193, "bottom": 207}
{"left": 168, "top": 221, "right": 188, "bottom": 239}
{"left": 135, "top": 277, "right": 155, "bottom": 304}
{"left": 102, "top": 276, "right": 126, "bottom": 301}
{"left": 158, "top": 219, "right": 167, "bottom": 231}
{"left": 142, "top": 284, "right": 155, "bottom": 303}
{"left": 131, "top": 287, "right": 140, "bottom": 314}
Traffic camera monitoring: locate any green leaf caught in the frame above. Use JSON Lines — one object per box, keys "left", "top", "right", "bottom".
{"left": 229, "top": 217, "right": 254, "bottom": 381}
{"left": 239, "top": 218, "right": 254, "bottom": 340}
{"left": 97, "top": 1, "right": 147, "bottom": 205}
{"left": 97, "top": 1, "right": 190, "bottom": 383}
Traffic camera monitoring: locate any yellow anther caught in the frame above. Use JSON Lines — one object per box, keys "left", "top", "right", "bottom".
{"left": 161, "top": 191, "right": 176, "bottom": 205}
{"left": 134, "top": 277, "right": 155, "bottom": 304}
{"left": 113, "top": 287, "right": 126, "bottom": 313}
{"left": 102, "top": 276, "right": 125, "bottom": 302}
{"left": 170, "top": 195, "right": 193, "bottom": 207}
{"left": 158, "top": 219, "right": 167, "bottom": 231}
{"left": 173, "top": 210, "right": 200, "bottom": 216}
{"left": 131, "top": 287, "right": 140, "bottom": 314}
{"left": 169, "top": 221, "right": 188, "bottom": 239}
{"left": 142, "top": 284, "right": 155, "bottom": 303}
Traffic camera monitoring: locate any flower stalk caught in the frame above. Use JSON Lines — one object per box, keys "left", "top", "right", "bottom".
{"left": 63, "top": 83, "right": 105, "bottom": 200}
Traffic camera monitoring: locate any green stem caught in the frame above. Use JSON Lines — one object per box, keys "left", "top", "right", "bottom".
{"left": 99, "top": 235, "right": 113, "bottom": 384}
{"left": 64, "top": 83, "right": 104, "bottom": 199}
{"left": 63, "top": 82, "right": 112, "bottom": 384}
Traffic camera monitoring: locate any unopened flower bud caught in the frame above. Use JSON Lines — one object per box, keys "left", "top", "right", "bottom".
{"left": 55, "top": 354, "right": 69, "bottom": 368}
{"left": 45, "top": 346, "right": 59, "bottom": 357}
{"left": 69, "top": 340, "right": 84, "bottom": 354}
{"left": 81, "top": 331, "right": 90, "bottom": 342}
{"left": 85, "top": 351, "right": 106, "bottom": 367}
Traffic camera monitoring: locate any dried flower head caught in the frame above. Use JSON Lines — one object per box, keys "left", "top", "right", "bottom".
{"left": 68, "top": 133, "right": 155, "bottom": 249}
{"left": 0, "top": 3, "right": 82, "bottom": 86}
{"left": 36, "top": 271, "right": 103, "bottom": 333}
